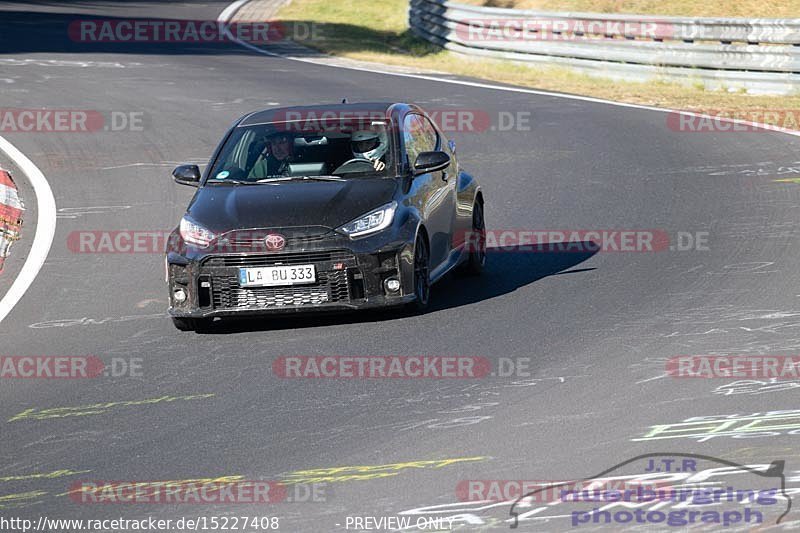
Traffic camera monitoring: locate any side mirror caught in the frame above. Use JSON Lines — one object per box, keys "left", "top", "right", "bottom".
{"left": 172, "top": 164, "right": 201, "bottom": 186}
{"left": 413, "top": 151, "right": 450, "bottom": 175}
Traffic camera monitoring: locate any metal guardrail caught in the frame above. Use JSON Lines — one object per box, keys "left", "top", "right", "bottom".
{"left": 409, "top": 0, "right": 800, "bottom": 94}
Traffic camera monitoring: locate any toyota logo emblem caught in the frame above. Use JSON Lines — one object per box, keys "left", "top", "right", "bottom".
{"left": 264, "top": 234, "right": 286, "bottom": 251}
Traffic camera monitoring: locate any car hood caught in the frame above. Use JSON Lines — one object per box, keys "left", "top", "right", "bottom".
{"left": 187, "top": 178, "right": 398, "bottom": 232}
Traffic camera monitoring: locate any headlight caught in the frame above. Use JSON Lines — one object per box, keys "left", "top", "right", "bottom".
{"left": 179, "top": 216, "right": 217, "bottom": 247}
{"left": 338, "top": 201, "right": 397, "bottom": 239}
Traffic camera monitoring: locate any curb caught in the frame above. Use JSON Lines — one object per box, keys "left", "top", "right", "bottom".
{"left": 0, "top": 136, "right": 57, "bottom": 326}
{"left": 0, "top": 169, "right": 24, "bottom": 275}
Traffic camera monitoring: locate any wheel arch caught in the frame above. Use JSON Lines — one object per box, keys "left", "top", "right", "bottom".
{"left": 475, "top": 190, "right": 484, "bottom": 209}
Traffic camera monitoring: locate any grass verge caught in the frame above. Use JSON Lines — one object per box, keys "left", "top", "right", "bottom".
{"left": 276, "top": 0, "right": 800, "bottom": 128}
{"left": 458, "top": 0, "right": 800, "bottom": 19}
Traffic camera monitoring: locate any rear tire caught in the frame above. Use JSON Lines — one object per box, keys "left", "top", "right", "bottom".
{"left": 461, "top": 201, "right": 486, "bottom": 276}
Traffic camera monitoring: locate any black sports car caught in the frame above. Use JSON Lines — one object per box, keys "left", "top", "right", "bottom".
{"left": 165, "top": 102, "right": 485, "bottom": 330}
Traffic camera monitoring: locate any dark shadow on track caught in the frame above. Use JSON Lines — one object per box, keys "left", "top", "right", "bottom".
{"left": 194, "top": 242, "right": 599, "bottom": 334}
{"left": 0, "top": 10, "right": 437, "bottom": 58}
{"left": 0, "top": 11, "right": 246, "bottom": 55}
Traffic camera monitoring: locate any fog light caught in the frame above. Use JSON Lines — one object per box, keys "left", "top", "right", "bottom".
{"left": 173, "top": 288, "right": 187, "bottom": 303}
{"left": 385, "top": 278, "right": 401, "bottom": 293}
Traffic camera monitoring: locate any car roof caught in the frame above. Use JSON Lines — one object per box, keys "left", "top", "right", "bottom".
{"left": 238, "top": 102, "right": 407, "bottom": 127}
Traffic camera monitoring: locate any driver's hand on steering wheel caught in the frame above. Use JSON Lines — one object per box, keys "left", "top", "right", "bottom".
{"left": 371, "top": 158, "right": 386, "bottom": 171}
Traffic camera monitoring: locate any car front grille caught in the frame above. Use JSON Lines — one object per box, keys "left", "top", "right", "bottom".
{"left": 203, "top": 250, "right": 353, "bottom": 268}
{"left": 200, "top": 251, "right": 357, "bottom": 310}
{"left": 224, "top": 234, "right": 329, "bottom": 248}
{"left": 219, "top": 228, "right": 331, "bottom": 250}
{"left": 211, "top": 270, "right": 351, "bottom": 309}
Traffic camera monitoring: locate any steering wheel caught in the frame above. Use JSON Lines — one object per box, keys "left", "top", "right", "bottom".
{"left": 332, "top": 158, "right": 375, "bottom": 174}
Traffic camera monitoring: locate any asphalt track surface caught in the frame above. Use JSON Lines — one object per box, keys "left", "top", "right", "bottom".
{"left": 2, "top": 1, "right": 800, "bottom": 532}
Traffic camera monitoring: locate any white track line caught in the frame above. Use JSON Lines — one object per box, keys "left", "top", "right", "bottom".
{"left": 218, "top": 0, "right": 251, "bottom": 23}
{"left": 219, "top": 0, "right": 800, "bottom": 139}
{"left": 0, "top": 136, "right": 57, "bottom": 325}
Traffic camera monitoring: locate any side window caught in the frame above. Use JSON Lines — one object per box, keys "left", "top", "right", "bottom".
{"left": 403, "top": 114, "right": 422, "bottom": 166}
{"left": 418, "top": 115, "right": 439, "bottom": 152}
{"left": 403, "top": 114, "right": 438, "bottom": 167}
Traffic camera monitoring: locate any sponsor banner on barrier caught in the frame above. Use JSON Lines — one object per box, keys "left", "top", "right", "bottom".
{"left": 0, "top": 170, "right": 24, "bottom": 273}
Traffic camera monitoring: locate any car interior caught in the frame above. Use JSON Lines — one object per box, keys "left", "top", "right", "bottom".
{"left": 229, "top": 126, "right": 391, "bottom": 180}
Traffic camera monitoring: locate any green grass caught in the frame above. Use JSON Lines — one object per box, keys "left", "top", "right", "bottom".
{"left": 276, "top": 0, "right": 800, "bottom": 126}
{"left": 460, "top": 0, "right": 800, "bottom": 18}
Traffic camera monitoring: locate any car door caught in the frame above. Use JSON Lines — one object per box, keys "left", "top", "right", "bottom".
{"left": 437, "top": 126, "right": 472, "bottom": 250}
{"left": 418, "top": 114, "right": 458, "bottom": 270}
{"left": 402, "top": 112, "right": 455, "bottom": 271}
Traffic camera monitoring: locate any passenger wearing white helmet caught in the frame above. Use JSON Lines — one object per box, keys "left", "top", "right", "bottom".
{"left": 351, "top": 129, "right": 387, "bottom": 171}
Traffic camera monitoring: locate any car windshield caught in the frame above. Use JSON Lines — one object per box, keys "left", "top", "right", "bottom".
{"left": 207, "top": 119, "right": 394, "bottom": 183}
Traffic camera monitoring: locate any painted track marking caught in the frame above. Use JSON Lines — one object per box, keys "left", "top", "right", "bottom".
{"left": 0, "top": 136, "right": 57, "bottom": 325}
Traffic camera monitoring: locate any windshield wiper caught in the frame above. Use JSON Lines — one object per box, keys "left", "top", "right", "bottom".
{"left": 256, "top": 175, "right": 345, "bottom": 183}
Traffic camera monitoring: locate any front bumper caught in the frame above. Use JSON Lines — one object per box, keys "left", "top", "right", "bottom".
{"left": 167, "top": 229, "right": 417, "bottom": 318}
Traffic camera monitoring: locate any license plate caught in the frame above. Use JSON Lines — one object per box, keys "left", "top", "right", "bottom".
{"left": 238, "top": 264, "right": 316, "bottom": 287}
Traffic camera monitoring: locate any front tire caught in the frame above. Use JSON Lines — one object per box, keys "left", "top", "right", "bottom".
{"left": 410, "top": 236, "right": 431, "bottom": 312}
{"left": 172, "top": 317, "right": 211, "bottom": 331}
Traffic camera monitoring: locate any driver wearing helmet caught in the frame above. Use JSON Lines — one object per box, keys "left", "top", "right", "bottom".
{"left": 351, "top": 129, "right": 387, "bottom": 171}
